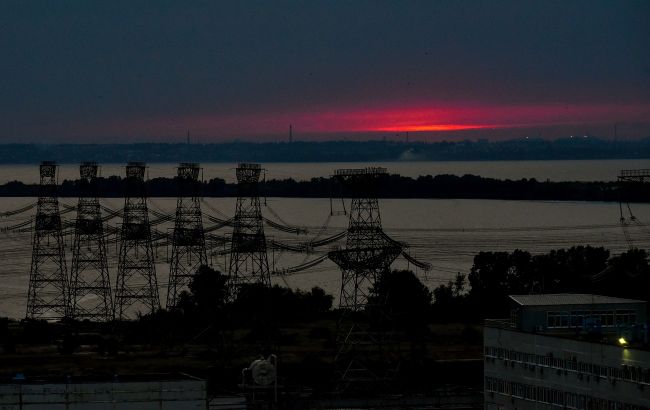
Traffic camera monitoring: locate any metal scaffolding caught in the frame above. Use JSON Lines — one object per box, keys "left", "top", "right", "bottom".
{"left": 114, "top": 162, "right": 159, "bottom": 320}
{"left": 166, "top": 162, "right": 207, "bottom": 309}
{"left": 69, "top": 162, "right": 113, "bottom": 321}
{"left": 26, "top": 161, "right": 69, "bottom": 320}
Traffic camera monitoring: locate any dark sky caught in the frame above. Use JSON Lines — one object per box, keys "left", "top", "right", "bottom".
{"left": 0, "top": 1, "right": 648, "bottom": 142}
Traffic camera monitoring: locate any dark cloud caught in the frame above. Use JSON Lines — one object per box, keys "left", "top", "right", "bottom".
{"left": 0, "top": 0, "right": 648, "bottom": 141}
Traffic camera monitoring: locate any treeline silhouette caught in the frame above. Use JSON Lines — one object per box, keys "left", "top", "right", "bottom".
{"left": 434, "top": 246, "right": 650, "bottom": 321}
{"left": 6, "top": 246, "right": 645, "bottom": 342}
{"left": 0, "top": 138, "right": 649, "bottom": 163}
{"left": 2, "top": 246, "right": 647, "bottom": 393}
{"left": 0, "top": 174, "right": 648, "bottom": 202}
{"left": 115, "top": 246, "right": 650, "bottom": 344}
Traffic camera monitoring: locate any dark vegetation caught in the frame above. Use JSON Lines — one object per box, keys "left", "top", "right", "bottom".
{"left": 0, "top": 138, "right": 649, "bottom": 163}
{"left": 434, "top": 246, "right": 650, "bottom": 320}
{"left": 1, "top": 174, "right": 649, "bottom": 202}
{"left": 0, "top": 246, "right": 648, "bottom": 395}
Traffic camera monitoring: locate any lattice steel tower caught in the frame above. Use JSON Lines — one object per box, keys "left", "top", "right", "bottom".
{"left": 166, "top": 163, "right": 207, "bottom": 308}
{"left": 228, "top": 163, "right": 270, "bottom": 296}
{"left": 114, "top": 162, "right": 159, "bottom": 319}
{"left": 617, "top": 169, "right": 650, "bottom": 249}
{"left": 69, "top": 162, "right": 113, "bottom": 322}
{"left": 26, "top": 161, "right": 69, "bottom": 320}
{"left": 329, "top": 168, "right": 402, "bottom": 312}
{"left": 328, "top": 167, "right": 403, "bottom": 391}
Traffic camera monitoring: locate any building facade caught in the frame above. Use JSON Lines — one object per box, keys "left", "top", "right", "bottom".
{"left": 0, "top": 375, "right": 207, "bottom": 410}
{"left": 484, "top": 294, "right": 650, "bottom": 409}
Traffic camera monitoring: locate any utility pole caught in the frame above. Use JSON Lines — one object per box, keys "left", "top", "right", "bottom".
{"left": 69, "top": 162, "right": 113, "bottom": 321}
{"left": 166, "top": 162, "right": 207, "bottom": 309}
{"left": 114, "top": 162, "right": 159, "bottom": 320}
{"left": 26, "top": 161, "right": 69, "bottom": 320}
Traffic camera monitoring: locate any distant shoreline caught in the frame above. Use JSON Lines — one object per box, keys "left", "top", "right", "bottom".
{"left": 0, "top": 139, "right": 648, "bottom": 163}
{"left": 0, "top": 174, "right": 647, "bottom": 202}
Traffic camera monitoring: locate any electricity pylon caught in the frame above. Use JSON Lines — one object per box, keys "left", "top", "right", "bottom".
{"left": 228, "top": 163, "right": 270, "bottom": 298}
{"left": 114, "top": 162, "right": 159, "bottom": 320}
{"left": 69, "top": 162, "right": 113, "bottom": 322}
{"left": 26, "top": 161, "right": 69, "bottom": 320}
{"left": 329, "top": 168, "right": 402, "bottom": 311}
{"left": 328, "top": 167, "right": 402, "bottom": 392}
{"left": 166, "top": 163, "right": 207, "bottom": 308}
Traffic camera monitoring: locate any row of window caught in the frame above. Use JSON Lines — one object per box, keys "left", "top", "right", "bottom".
{"left": 485, "top": 345, "right": 650, "bottom": 385}
{"left": 547, "top": 309, "right": 638, "bottom": 329}
{"left": 485, "top": 376, "right": 647, "bottom": 410}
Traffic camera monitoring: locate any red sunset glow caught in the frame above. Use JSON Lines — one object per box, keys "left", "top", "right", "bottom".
{"left": 128, "top": 102, "right": 648, "bottom": 138}
{"left": 59, "top": 102, "right": 649, "bottom": 141}
{"left": 372, "top": 124, "right": 490, "bottom": 132}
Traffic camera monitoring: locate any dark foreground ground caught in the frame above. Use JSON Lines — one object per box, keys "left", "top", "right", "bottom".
{"left": 0, "top": 318, "right": 483, "bottom": 406}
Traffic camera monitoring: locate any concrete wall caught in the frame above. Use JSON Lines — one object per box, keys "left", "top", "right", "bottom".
{"left": 0, "top": 379, "right": 207, "bottom": 410}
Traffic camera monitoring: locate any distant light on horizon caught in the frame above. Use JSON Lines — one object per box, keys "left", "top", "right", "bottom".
{"left": 368, "top": 124, "right": 490, "bottom": 132}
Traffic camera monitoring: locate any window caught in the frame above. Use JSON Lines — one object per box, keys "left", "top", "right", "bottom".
{"left": 485, "top": 344, "right": 650, "bottom": 386}
{"left": 548, "top": 311, "right": 570, "bottom": 328}
{"left": 484, "top": 376, "right": 643, "bottom": 408}
{"left": 592, "top": 310, "right": 616, "bottom": 327}
{"left": 616, "top": 310, "right": 637, "bottom": 326}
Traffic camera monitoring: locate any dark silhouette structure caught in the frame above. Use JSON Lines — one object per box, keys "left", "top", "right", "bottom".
{"left": 166, "top": 163, "right": 207, "bottom": 309}
{"left": 328, "top": 167, "right": 403, "bottom": 391}
{"left": 329, "top": 168, "right": 402, "bottom": 310}
{"left": 228, "top": 163, "right": 270, "bottom": 298}
{"left": 114, "top": 162, "right": 159, "bottom": 319}
{"left": 619, "top": 168, "right": 650, "bottom": 183}
{"left": 26, "top": 161, "right": 69, "bottom": 320}
{"left": 617, "top": 169, "right": 650, "bottom": 248}
{"left": 69, "top": 162, "right": 113, "bottom": 321}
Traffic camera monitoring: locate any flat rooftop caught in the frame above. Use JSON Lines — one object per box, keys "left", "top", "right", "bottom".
{"left": 509, "top": 293, "right": 646, "bottom": 307}
{"left": 0, "top": 373, "right": 204, "bottom": 385}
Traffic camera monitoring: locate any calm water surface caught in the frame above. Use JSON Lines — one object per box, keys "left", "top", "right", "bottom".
{"left": 1, "top": 159, "right": 649, "bottom": 318}
{"left": 0, "top": 196, "right": 648, "bottom": 319}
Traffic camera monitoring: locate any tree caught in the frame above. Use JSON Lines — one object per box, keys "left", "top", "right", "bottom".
{"left": 369, "top": 269, "right": 432, "bottom": 333}
{"left": 467, "top": 250, "right": 531, "bottom": 316}
{"left": 467, "top": 247, "right": 610, "bottom": 317}
{"left": 432, "top": 273, "right": 470, "bottom": 321}
{"left": 531, "top": 246, "right": 609, "bottom": 293}
{"left": 176, "top": 265, "right": 229, "bottom": 321}
{"left": 231, "top": 284, "right": 333, "bottom": 321}
{"left": 596, "top": 248, "right": 650, "bottom": 302}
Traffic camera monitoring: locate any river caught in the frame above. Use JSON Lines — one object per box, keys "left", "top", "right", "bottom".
{"left": 0, "top": 195, "right": 648, "bottom": 319}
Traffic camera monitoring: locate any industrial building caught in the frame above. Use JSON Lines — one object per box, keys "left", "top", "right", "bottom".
{"left": 0, "top": 374, "right": 207, "bottom": 409}
{"left": 484, "top": 293, "right": 650, "bottom": 409}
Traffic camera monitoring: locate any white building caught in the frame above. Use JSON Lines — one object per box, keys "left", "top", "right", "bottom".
{"left": 484, "top": 294, "right": 650, "bottom": 409}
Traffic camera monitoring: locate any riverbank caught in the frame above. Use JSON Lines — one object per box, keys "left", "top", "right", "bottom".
{"left": 0, "top": 173, "right": 648, "bottom": 202}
